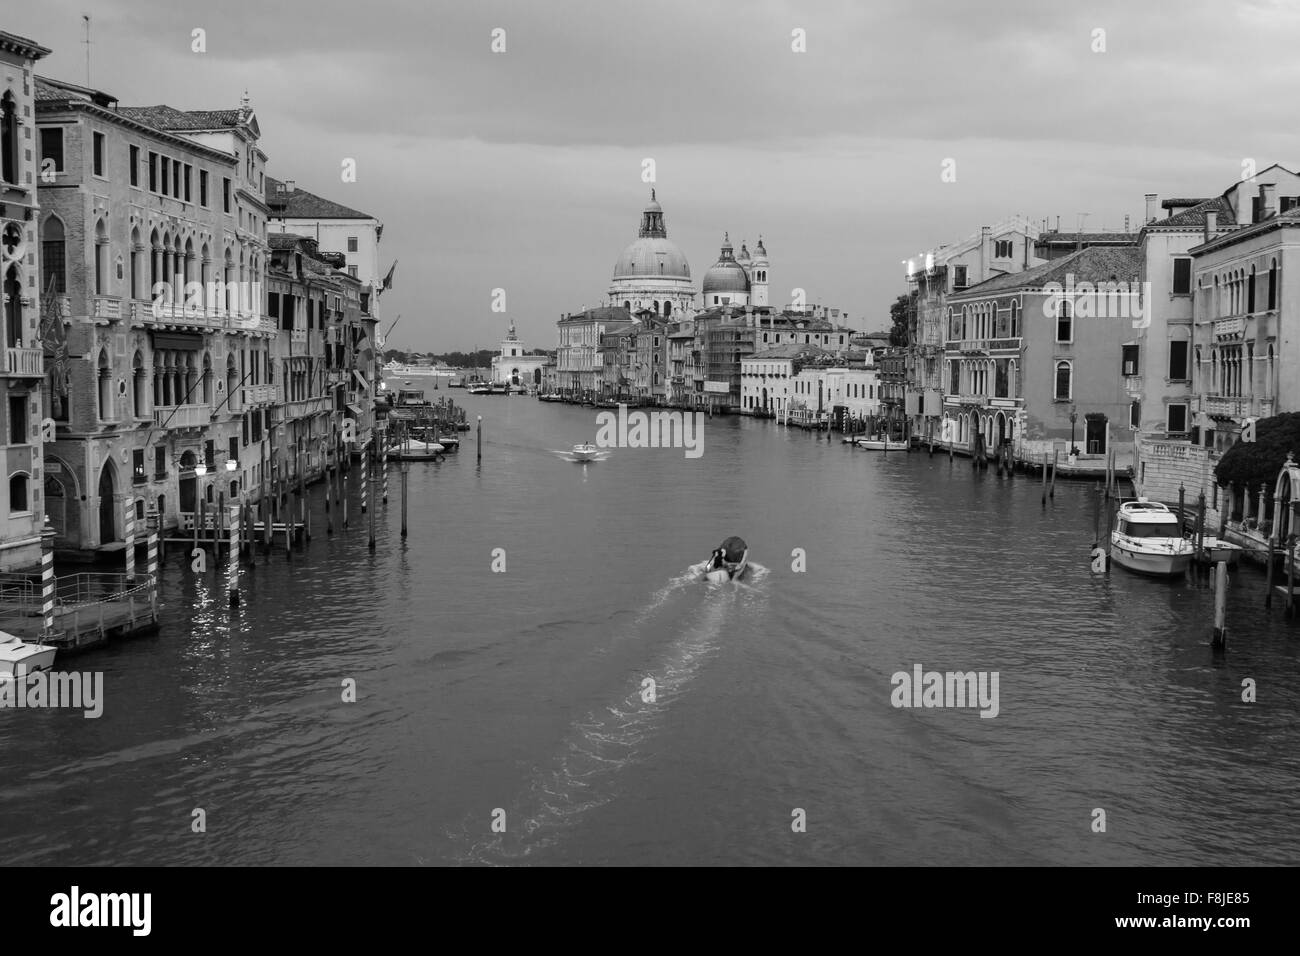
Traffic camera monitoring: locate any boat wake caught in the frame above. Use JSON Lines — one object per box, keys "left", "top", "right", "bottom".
{"left": 448, "top": 564, "right": 768, "bottom": 864}
{"left": 550, "top": 449, "right": 611, "bottom": 463}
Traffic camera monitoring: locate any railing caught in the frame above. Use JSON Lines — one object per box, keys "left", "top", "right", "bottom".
{"left": 92, "top": 295, "right": 122, "bottom": 320}
{"left": 948, "top": 394, "right": 987, "bottom": 406}
{"left": 147, "top": 301, "right": 226, "bottom": 330}
{"left": 241, "top": 384, "right": 280, "bottom": 406}
{"left": 988, "top": 338, "right": 1022, "bottom": 351}
{"left": 1213, "top": 316, "right": 1246, "bottom": 338}
{"left": 0, "top": 571, "right": 150, "bottom": 614}
{"left": 154, "top": 403, "right": 212, "bottom": 429}
{"left": 4, "top": 346, "right": 43, "bottom": 376}
{"left": 1204, "top": 395, "right": 1247, "bottom": 417}
{"left": 284, "top": 396, "right": 331, "bottom": 419}
{"left": 958, "top": 340, "right": 988, "bottom": 354}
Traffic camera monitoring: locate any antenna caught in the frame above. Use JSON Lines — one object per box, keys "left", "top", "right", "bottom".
{"left": 83, "top": 15, "right": 91, "bottom": 88}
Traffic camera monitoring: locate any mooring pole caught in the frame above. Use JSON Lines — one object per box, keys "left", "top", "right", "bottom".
{"left": 400, "top": 460, "right": 409, "bottom": 538}
{"left": 1050, "top": 449, "right": 1058, "bottom": 499}
{"left": 1041, "top": 450, "right": 1048, "bottom": 505}
{"left": 1212, "top": 560, "right": 1228, "bottom": 649}
{"left": 368, "top": 454, "right": 376, "bottom": 551}
{"left": 1178, "top": 484, "right": 1186, "bottom": 532}
{"left": 228, "top": 504, "right": 240, "bottom": 607}
{"left": 477, "top": 415, "right": 483, "bottom": 462}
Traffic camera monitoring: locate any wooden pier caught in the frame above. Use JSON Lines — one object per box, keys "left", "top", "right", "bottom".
{"left": 0, "top": 572, "right": 158, "bottom": 656}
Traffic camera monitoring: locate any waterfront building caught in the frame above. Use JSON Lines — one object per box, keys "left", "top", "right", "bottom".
{"left": 741, "top": 343, "right": 827, "bottom": 417}
{"left": 35, "top": 75, "right": 271, "bottom": 550}
{"left": 598, "top": 322, "right": 638, "bottom": 402}
{"left": 607, "top": 190, "right": 695, "bottom": 321}
{"left": 267, "top": 177, "right": 380, "bottom": 451}
{"left": 0, "top": 31, "right": 52, "bottom": 571}
{"left": 667, "top": 321, "right": 694, "bottom": 407}
{"left": 877, "top": 348, "right": 908, "bottom": 428}
{"left": 943, "top": 245, "right": 1143, "bottom": 461}
{"left": 903, "top": 218, "right": 1044, "bottom": 444}
{"left": 490, "top": 319, "right": 548, "bottom": 388}
{"left": 265, "top": 232, "right": 360, "bottom": 482}
{"left": 629, "top": 313, "right": 668, "bottom": 404}
{"left": 555, "top": 306, "right": 633, "bottom": 400}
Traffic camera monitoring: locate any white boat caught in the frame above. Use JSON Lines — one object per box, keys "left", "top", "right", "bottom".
{"left": 393, "top": 438, "right": 445, "bottom": 461}
{"left": 1197, "top": 535, "right": 1244, "bottom": 567}
{"left": 702, "top": 536, "right": 748, "bottom": 583}
{"left": 855, "top": 438, "right": 909, "bottom": 451}
{"left": 1110, "top": 499, "right": 1194, "bottom": 577}
{"left": 571, "top": 443, "right": 599, "bottom": 462}
{"left": 0, "top": 632, "right": 58, "bottom": 678}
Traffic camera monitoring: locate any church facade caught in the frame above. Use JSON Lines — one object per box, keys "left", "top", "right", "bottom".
{"left": 490, "top": 320, "right": 549, "bottom": 387}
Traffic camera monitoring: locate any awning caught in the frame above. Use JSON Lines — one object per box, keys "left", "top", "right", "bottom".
{"left": 346, "top": 403, "right": 363, "bottom": 417}
{"left": 150, "top": 331, "right": 203, "bottom": 351}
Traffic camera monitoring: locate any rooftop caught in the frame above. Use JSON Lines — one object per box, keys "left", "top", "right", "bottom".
{"left": 266, "top": 176, "right": 376, "bottom": 220}
{"left": 959, "top": 245, "right": 1143, "bottom": 296}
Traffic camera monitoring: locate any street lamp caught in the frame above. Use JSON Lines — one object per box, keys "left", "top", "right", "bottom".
{"left": 1069, "top": 404, "right": 1079, "bottom": 456}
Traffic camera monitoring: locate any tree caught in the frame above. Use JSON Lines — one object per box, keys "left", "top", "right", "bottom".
{"left": 1214, "top": 412, "right": 1300, "bottom": 489}
{"left": 889, "top": 292, "right": 913, "bottom": 347}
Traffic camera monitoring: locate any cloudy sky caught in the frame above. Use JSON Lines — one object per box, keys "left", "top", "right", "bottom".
{"left": 12, "top": 0, "right": 1300, "bottom": 351}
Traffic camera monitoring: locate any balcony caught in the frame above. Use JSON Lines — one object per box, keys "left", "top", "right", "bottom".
{"left": 4, "top": 346, "right": 43, "bottom": 377}
{"left": 92, "top": 295, "right": 122, "bottom": 322}
{"left": 948, "top": 394, "right": 988, "bottom": 407}
{"left": 241, "top": 384, "right": 280, "bottom": 407}
{"left": 1204, "top": 395, "right": 1252, "bottom": 418}
{"left": 283, "top": 396, "right": 330, "bottom": 419}
{"left": 1213, "top": 316, "right": 1246, "bottom": 339}
{"left": 958, "top": 340, "right": 988, "bottom": 355}
{"left": 154, "top": 403, "right": 212, "bottom": 429}
{"left": 148, "top": 300, "right": 225, "bottom": 332}
{"left": 988, "top": 338, "right": 1022, "bottom": 352}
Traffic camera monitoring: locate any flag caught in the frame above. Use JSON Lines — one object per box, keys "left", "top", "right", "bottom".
{"left": 379, "top": 260, "right": 397, "bottom": 295}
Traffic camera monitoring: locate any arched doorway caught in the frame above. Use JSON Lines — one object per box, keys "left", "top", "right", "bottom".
{"left": 43, "top": 475, "right": 66, "bottom": 536}
{"left": 98, "top": 461, "right": 117, "bottom": 544}
{"left": 179, "top": 450, "right": 197, "bottom": 514}
{"left": 533, "top": 367, "right": 541, "bottom": 386}
{"left": 761, "top": 387, "right": 768, "bottom": 413}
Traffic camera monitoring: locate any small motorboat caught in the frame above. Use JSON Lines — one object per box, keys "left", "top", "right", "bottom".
{"left": 434, "top": 435, "right": 460, "bottom": 453}
{"left": 393, "top": 438, "right": 445, "bottom": 461}
{"left": 571, "top": 443, "right": 599, "bottom": 462}
{"left": 1110, "top": 498, "right": 1194, "bottom": 576}
{"left": 1195, "top": 535, "right": 1244, "bottom": 567}
{"left": 0, "top": 632, "right": 58, "bottom": 678}
{"left": 702, "top": 536, "right": 748, "bottom": 583}
{"left": 855, "top": 437, "right": 909, "bottom": 451}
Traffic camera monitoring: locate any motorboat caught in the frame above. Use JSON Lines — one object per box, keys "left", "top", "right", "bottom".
{"left": 855, "top": 437, "right": 909, "bottom": 451}
{"left": 392, "top": 438, "right": 445, "bottom": 461}
{"left": 702, "top": 536, "right": 748, "bottom": 583}
{"left": 1195, "top": 535, "right": 1244, "bottom": 567}
{"left": 0, "top": 632, "right": 58, "bottom": 678}
{"left": 571, "top": 443, "right": 599, "bottom": 462}
{"left": 434, "top": 434, "right": 460, "bottom": 453}
{"left": 1110, "top": 499, "right": 1194, "bottom": 576}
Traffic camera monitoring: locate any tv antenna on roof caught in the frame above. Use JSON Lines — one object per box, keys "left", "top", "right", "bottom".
{"left": 82, "top": 15, "right": 92, "bottom": 87}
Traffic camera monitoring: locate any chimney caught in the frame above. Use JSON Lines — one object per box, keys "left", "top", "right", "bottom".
{"left": 1204, "top": 210, "right": 1217, "bottom": 243}
{"left": 1124, "top": 214, "right": 1131, "bottom": 234}
{"left": 1144, "top": 194, "right": 1158, "bottom": 223}
{"left": 1261, "top": 183, "right": 1278, "bottom": 219}
{"left": 979, "top": 225, "right": 991, "bottom": 278}
{"left": 285, "top": 180, "right": 296, "bottom": 193}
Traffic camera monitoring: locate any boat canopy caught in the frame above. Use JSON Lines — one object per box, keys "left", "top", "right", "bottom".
{"left": 1120, "top": 519, "right": 1180, "bottom": 538}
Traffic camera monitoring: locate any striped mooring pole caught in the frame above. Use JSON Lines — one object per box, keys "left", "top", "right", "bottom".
{"left": 147, "top": 530, "right": 159, "bottom": 613}
{"left": 382, "top": 442, "right": 388, "bottom": 504}
{"left": 124, "top": 499, "right": 136, "bottom": 583}
{"left": 228, "top": 502, "right": 241, "bottom": 607}
{"left": 41, "top": 534, "right": 56, "bottom": 638}
{"left": 361, "top": 442, "right": 368, "bottom": 514}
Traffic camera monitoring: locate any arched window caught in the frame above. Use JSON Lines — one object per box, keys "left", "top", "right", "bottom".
{"left": 98, "top": 348, "right": 113, "bottom": 420}
{"left": 0, "top": 92, "right": 16, "bottom": 185}
{"left": 623, "top": 300, "right": 630, "bottom": 311}
{"left": 132, "top": 351, "right": 145, "bottom": 418}
{"left": 1268, "top": 259, "right": 1278, "bottom": 310}
{"left": 41, "top": 216, "right": 67, "bottom": 294}
{"left": 129, "top": 226, "right": 142, "bottom": 299}
{"left": 202, "top": 352, "right": 212, "bottom": 404}
{"left": 1010, "top": 300, "right": 1020, "bottom": 338}
{"left": 8, "top": 473, "right": 28, "bottom": 513}
{"left": 1056, "top": 299, "right": 1072, "bottom": 342}
{"left": 3, "top": 264, "right": 21, "bottom": 348}
{"left": 95, "top": 219, "right": 109, "bottom": 295}
{"left": 1054, "top": 361, "right": 1072, "bottom": 401}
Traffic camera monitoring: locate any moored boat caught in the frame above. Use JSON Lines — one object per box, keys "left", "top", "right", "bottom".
{"left": 391, "top": 438, "right": 445, "bottom": 461}
{"left": 855, "top": 437, "right": 909, "bottom": 451}
{"left": 0, "top": 632, "right": 58, "bottom": 677}
{"left": 1110, "top": 499, "right": 1194, "bottom": 576}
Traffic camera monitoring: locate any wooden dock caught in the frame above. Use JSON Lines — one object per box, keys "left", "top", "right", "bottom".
{"left": 0, "top": 573, "right": 159, "bottom": 656}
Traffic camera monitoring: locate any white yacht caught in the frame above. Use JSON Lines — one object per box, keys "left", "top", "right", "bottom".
{"left": 0, "top": 632, "right": 58, "bottom": 678}
{"left": 1110, "top": 499, "right": 1194, "bottom": 577}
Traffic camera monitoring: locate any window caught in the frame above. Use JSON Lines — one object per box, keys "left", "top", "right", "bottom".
{"left": 1130, "top": 400, "right": 1141, "bottom": 429}
{"left": 953, "top": 265, "right": 968, "bottom": 289}
{"left": 155, "top": 445, "right": 167, "bottom": 478}
{"left": 223, "top": 177, "right": 231, "bottom": 213}
{"left": 1168, "top": 340, "right": 1189, "bottom": 380}
{"left": 229, "top": 436, "right": 238, "bottom": 464}
{"left": 148, "top": 151, "right": 158, "bottom": 191}
{"left": 994, "top": 239, "right": 1013, "bottom": 258}
{"left": 347, "top": 237, "right": 358, "bottom": 253}
{"left": 1056, "top": 299, "right": 1072, "bottom": 342}
{"left": 129, "top": 144, "right": 139, "bottom": 186}
{"left": 8, "top": 395, "right": 27, "bottom": 444}
{"left": 199, "top": 170, "right": 209, "bottom": 206}
{"left": 93, "top": 132, "right": 106, "bottom": 177}
{"left": 1054, "top": 361, "right": 1072, "bottom": 401}
{"left": 1122, "top": 344, "right": 1139, "bottom": 376}
{"left": 8, "top": 474, "right": 27, "bottom": 513}
{"left": 184, "top": 164, "right": 192, "bottom": 202}
{"left": 1172, "top": 257, "right": 1192, "bottom": 295}
{"left": 40, "top": 127, "right": 64, "bottom": 173}
{"left": 41, "top": 217, "right": 66, "bottom": 294}
{"left": 1268, "top": 261, "right": 1277, "bottom": 310}
{"left": 1167, "top": 403, "right": 1188, "bottom": 434}
{"left": 0, "top": 92, "right": 16, "bottom": 185}
{"left": 348, "top": 266, "right": 358, "bottom": 279}
{"left": 132, "top": 448, "right": 145, "bottom": 482}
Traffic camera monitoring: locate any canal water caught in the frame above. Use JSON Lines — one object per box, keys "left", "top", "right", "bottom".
{"left": 3, "top": 394, "right": 1298, "bottom": 866}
